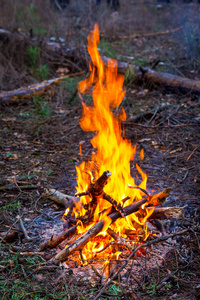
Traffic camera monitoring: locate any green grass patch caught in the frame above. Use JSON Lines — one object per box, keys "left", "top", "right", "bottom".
{"left": 27, "top": 46, "right": 49, "bottom": 80}
{"left": 99, "top": 38, "right": 116, "bottom": 59}
{"left": 2, "top": 200, "right": 21, "bottom": 212}
{"left": 124, "top": 66, "right": 137, "bottom": 87}
{"left": 32, "top": 96, "right": 51, "bottom": 120}
{"left": 132, "top": 56, "right": 148, "bottom": 67}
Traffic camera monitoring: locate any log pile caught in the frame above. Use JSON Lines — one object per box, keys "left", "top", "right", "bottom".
{"left": 40, "top": 171, "right": 184, "bottom": 266}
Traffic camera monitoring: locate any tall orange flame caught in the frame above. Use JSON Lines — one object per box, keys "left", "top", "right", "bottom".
{"left": 67, "top": 24, "right": 153, "bottom": 263}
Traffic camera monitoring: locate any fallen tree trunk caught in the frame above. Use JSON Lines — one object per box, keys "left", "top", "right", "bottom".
{"left": 0, "top": 72, "right": 83, "bottom": 105}
{"left": 101, "top": 56, "right": 200, "bottom": 95}
{"left": 50, "top": 198, "right": 147, "bottom": 264}
{"left": 1, "top": 28, "right": 200, "bottom": 104}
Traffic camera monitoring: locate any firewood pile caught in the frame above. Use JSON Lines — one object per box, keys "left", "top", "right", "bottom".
{"left": 41, "top": 179, "right": 184, "bottom": 269}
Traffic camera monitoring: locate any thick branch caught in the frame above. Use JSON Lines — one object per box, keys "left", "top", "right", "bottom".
{"left": 149, "top": 206, "right": 184, "bottom": 220}
{"left": 40, "top": 225, "right": 77, "bottom": 250}
{"left": 128, "top": 186, "right": 172, "bottom": 206}
{"left": 42, "top": 188, "right": 77, "bottom": 208}
{"left": 102, "top": 56, "right": 200, "bottom": 95}
{"left": 75, "top": 170, "right": 111, "bottom": 199}
{"left": 0, "top": 73, "right": 82, "bottom": 105}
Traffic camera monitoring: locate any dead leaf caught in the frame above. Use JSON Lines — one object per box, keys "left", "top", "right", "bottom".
{"left": 35, "top": 274, "right": 45, "bottom": 281}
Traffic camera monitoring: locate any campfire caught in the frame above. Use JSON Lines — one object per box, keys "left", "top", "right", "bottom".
{"left": 41, "top": 24, "right": 184, "bottom": 277}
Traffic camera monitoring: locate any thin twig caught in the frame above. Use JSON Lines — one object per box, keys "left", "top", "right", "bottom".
{"left": 186, "top": 147, "right": 198, "bottom": 162}
{"left": 0, "top": 185, "right": 38, "bottom": 191}
{"left": 90, "top": 264, "right": 102, "bottom": 279}
{"left": 93, "top": 229, "right": 189, "bottom": 300}
{"left": 0, "top": 217, "right": 22, "bottom": 243}
{"left": 17, "top": 206, "right": 35, "bottom": 242}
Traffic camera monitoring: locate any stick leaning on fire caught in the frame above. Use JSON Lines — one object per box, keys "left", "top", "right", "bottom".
{"left": 41, "top": 170, "right": 184, "bottom": 265}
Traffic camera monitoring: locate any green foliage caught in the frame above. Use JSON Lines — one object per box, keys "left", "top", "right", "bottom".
{"left": 63, "top": 76, "right": 93, "bottom": 105}
{"left": 156, "top": 65, "right": 166, "bottom": 72}
{"left": 46, "top": 169, "right": 53, "bottom": 176}
{"left": 32, "top": 96, "right": 51, "bottom": 120}
{"left": 99, "top": 38, "right": 116, "bottom": 59}
{"left": 34, "top": 64, "right": 49, "bottom": 80}
{"left": 133, "top": 56, "right": 148, "bottom": 67}
{"left": 0, "top": 250, "right": 46, "bottom": 300}
{"left": 124, "top": 66, "right": 137, "bottom": 87}
{"left": 63, "top": 77, "right": 79, "bottom": 94}
{"left": 27, "top": 46, "right": 40, "bottom": 68}
{"left": 166, "top": 283, "right": 172, "bottom": 290}
{"left": 27, "top": 47, "right": 49, "bottom": 80}
{"left": 7, "top": 152, "right": 21, "bottom": 157}
{"left": 16, "top": 4, "right": 47, "bottom": 36}
{"left": 19, "top": 112, "right": 30, "bottom": 118}
{"left": 89, "top": 284, "right": 122, "bottom": 299}
{"left": 2, "top": 200, "right": 21, "bottom": 212}
{"left": 106, "top": 284, "right": 122, "bottom": 298}
{"left": 145, "top": 280, "right": 157, "bottom": 296}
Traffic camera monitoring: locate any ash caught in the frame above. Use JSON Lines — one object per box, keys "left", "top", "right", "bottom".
{"left": 28, "top": 208, "right": 174, "bottom": 288}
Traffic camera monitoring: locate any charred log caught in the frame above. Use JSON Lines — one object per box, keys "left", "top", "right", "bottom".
{"left": 75, "top": 170, "right": 111, "bottom": 199}
{"left": 149, "top": 206, "right": 184, "bottom": 220}
{"left": 51, "top": 198, "right": 147, "bottom": 264}
{"left": 40, "top": 225, "right": 77, "bottom": 250}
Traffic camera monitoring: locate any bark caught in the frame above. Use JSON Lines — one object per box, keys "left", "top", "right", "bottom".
{"left": 42, "top": 188, "right": 77, "bottom": 208}
{"left": 0, "top": 73, "right": 83, "bottom": 105}
{"left": 75, "top": 170, "right": 111, "bottom": 199}
{"left": 101, "top": 56, "right": 200, "bottom": 95}
{"left": 148, "top": 188, "right": 172, "bottom": 206}
{"left": 40, "top": 225, "right": 77, "bottom": 250}
{"left": 51, "top": 198, "right": 147, "bottom": 264}
{"left": 149, "top": 206, "right": 184, "bottom": 220}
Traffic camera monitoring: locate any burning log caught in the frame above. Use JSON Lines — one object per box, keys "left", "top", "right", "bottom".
{"left": 42, "top": 25, "right": 185, "bottom": 269}
{"left": 107, "top": 227, "right": 133, "bottom": 251}
{"left": 128, "top": 186, "right": 172, "bottom": 206}
{"left": 40, "top": 201, "right": 183, "bottom": 251}
{"left": 103, "top": 193, "right": 125, "bottom": 217}
{"left": 50, "top": 198, "right": 147, "bottom": 264}
{"left": 76, "top": 170, "right": 111, "bottom": 200}
{"left": 76, "top": 171, "right": 126, "bottom": 217}
{"left": 149, "top": 206, "right": 184, "bottom": 220}
{"left": 148, "top": 188, "right": 172, "bottom": 206}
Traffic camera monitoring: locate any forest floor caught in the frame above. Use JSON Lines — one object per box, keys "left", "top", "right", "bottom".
{"left": 0, "top": 1, "right": 200, "bottom": 299}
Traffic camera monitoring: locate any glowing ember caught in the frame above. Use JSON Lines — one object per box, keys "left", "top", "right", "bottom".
{"left": 65, "top": 24, "right": 154, "bottom": 263}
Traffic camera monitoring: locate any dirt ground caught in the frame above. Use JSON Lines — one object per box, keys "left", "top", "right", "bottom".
{"left": 0, "top": 1, "right": 200, "bottom": 299}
